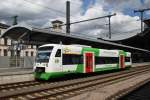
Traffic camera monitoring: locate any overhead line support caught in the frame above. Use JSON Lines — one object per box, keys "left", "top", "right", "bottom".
{"left": 134, "top": 8, "right": 150, "bottom": 33}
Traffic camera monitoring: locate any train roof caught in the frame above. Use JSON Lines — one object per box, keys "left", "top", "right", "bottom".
{"left": 39, "top": 44, "right": 91, "bottom": 49}
{"left": 39, "top": 44, "right": 60, "bottom": 47}
{"left": 39, "top": 44, "right": 122, "bottom": 51}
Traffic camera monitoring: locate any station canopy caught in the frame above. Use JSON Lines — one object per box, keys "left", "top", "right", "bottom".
{"left": 1, "top": 25, "right": 150, "bottom": 53}
{"left": 103, "top": 19, "right": 150, "bottom": 51}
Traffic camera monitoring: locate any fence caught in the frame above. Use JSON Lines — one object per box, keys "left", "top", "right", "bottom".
{"left": 0, "top": 56, "right": 35, "bottom": 68}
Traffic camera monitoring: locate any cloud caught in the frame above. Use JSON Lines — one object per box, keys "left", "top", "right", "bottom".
{"left": 143, "top": 0, "right": 150, "bottom": 8}
{"left": 0, "top": 0, "right": 82, "bottom": 26}
{"left": 143, "top": 0, "right": 150, "bottom": 15}
{"left": 69, "top": 2, "right": 140, "bottom": 40}
{"left": 111, "top": 12, "right": 140, "bottom": 33}
{"left": 0, "top": 0, "right": 146, "bottom": 40}
{"left": 100, "top": 0, "right": 143, "bottom": 11}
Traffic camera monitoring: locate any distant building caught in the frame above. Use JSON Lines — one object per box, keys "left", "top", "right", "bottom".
{"left": 51, "top": 20, "right": 63, "bottom": 32}
{"left": 0, "top": 23, "right": 36, "bottom": 57}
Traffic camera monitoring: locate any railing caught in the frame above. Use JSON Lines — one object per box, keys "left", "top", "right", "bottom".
{"left": 9, "top": 57, "right": 24, "bottom": 67}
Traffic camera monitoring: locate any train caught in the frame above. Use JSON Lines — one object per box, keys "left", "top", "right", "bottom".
{"left": 34, "top": 44, "right": 132, "bottom": 80}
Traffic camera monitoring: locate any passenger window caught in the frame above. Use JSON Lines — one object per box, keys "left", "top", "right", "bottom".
{"left": 55, "top": 49, "right": 61, "bottom": 57}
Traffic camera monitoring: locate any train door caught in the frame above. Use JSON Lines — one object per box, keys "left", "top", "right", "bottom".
{"left": 54, "top": 49, "right": 62, "bottom": 71}
{"left": 84, "top": 52, "right": 94, "bottom": 73}
{"left": 119, "top": 54, "right": 125, "bottom": 69}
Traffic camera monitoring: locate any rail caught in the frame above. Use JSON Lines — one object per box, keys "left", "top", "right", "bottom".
{"left": 0, "top": 65, "right": 150, "bottom": 99}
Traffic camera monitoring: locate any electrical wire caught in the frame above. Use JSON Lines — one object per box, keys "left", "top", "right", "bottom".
{"left": 0, "top": 16, "right": 13, "bottom": 19}
{"left": 22, "top": 0, "right": 66, "bottom": 18}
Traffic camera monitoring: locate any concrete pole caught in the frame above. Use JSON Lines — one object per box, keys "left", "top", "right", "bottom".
{"left": 66, "top": 1, "right": 70, "bottom": 34}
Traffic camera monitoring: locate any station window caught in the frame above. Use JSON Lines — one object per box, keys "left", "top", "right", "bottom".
{"left": 17, "top": 51, "right": 20, "bottom": 57}
{"left": 63, "top": 54, "right": 83, "bottom": 65}
{"left": 4, "top": 38, "right": 7, "bottom": 45}
{"left": 31, "top": 51, "right": 34, "bottom": 56}
{"left": 55, "top": 49, "right": 61, "bottom": 57}
{"left": 4, "top": 49, "right": 7, "bottom": 56}
{"left": 0, "top": 49, "right": 1, "bottom": 56}
{"left": 36, "top": 45, "right": 39, "bottom": 49}
{"left": 11, "top": 50, "right": 14, "bottom": 56}
{"left": 25, "top": 51, "right": 28, "bottom": 56}
{"left": 53, "top": 24, "right": 57, "bottom": 29}
{"left": 30, "top": 45, "right": 33, "bottom": 49}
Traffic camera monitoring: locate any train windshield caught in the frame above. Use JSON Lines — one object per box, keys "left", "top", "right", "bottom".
{"left": 36, "top": 46, "right": 53, "bottom": 63}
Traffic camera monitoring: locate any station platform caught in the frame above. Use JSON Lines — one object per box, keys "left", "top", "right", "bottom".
{"left": 132, "top": 62, "right": 150, "bottom": 67}
{"left": 0, "top": 67, "right": 33, "bottom": 85}
{"left": 0, "top": 67, "right": 32, "bottom": 76}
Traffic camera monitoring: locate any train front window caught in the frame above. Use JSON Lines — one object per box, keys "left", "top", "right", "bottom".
{"left": 36, "top": 46, "right": 53, "bottom": 63}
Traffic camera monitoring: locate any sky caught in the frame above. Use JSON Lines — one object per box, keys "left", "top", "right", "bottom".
{"left": 0, "top": 0, "right": 150, "bottom": 40}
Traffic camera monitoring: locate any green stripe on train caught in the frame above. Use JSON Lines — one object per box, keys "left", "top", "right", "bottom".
{"left": 81, "top": 47, "right": 99, "bottom": 56}
{"left": 34, "top": 72, "right": 66, "bottom": 80}
{"left": 119, "top": 50, "right": 126, "bottom": 56}
{"left": 76, "top": 64, "right": 83, "bottom": 73}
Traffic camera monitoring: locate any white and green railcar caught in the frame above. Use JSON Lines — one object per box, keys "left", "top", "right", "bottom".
{"left": 34, "top": 44, "right": 132, "bottom": 80}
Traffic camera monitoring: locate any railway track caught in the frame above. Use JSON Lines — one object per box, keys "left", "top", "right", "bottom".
{"left": 0, "top": 66, "right": 146, "bottom": 91}
{"left": 0, "top": 66, "right": 150, "bottom": 100}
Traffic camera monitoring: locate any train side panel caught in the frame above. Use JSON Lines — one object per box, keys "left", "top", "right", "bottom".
{"left": 34, "top": 44, "right": 132, "bottom": 80}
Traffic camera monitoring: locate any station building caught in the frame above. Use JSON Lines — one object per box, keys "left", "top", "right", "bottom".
{"left": 0, "top": 20, "right": 63, "bottom": 68}
{"left": 0, "top": 23, "right": 36, "bottom": 57}
{"left": 0, "top": 23, "right": 37, "bottom": 68}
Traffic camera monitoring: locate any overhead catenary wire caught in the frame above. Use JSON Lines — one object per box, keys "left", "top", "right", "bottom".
{"left": 44, "top": 13, "right": 116, "bottom": 29}
{"left": 69, "top": 0, "right": 82, "bottom": 5}
{"left": 0, "top": 1, "right": 63, "bottom": 21}
{"left": 134, "top": 8, "right": 150, "bottom": 33}
{"left": 60, "top": 24, "right": 142, "bottom": 39}
{"left": 0, "top": 16, "right": 16, "bottom": 19}
{"left": 0, "top": 0, "right": 69, "bottom": 25}
{"left": 69, "top": 28, "right": 142, "bottom": 41}
{"left": 22, "top": 0, "right": 66, "bottom": 18}
{"left": 23, "top": 0, "right": 77, "bottom": 18}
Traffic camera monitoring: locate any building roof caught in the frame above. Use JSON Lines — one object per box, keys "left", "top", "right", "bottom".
{"left": 51, "top": 20, "right": 63, "bottom": 24}
{"left": 144, "top": 19, "right": 150, "bottom": 27}
{"left": 0, "top": 23, "right": 10, "bottom": 29}
{"left": 102, "top": 19, "right": 150, "bottom": 51}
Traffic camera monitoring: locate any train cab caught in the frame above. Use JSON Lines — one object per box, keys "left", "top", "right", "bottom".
{"left": 125, "top": 52, "right": 132, "bottom": 68}
{"left": 34, "top": 44, "right": 63, "bottom": 80}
